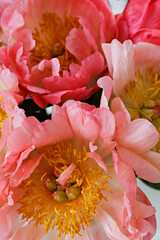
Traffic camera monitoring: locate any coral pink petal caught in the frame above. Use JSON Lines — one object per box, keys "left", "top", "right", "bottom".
{"left": 32, "top": 115, "right": 73, "bottom": 148}
{"left": 122, "top": 0, "right": 160, "bottom": 38}
{"left": 75, "top": 52, "right": 104, "bottom": 86}
{"left": 9, "top": 153, "right": 44, "bottom": 187}
{"left": 80, "top": 115, "right": 100, "bottom": 142}
{"left": 112, "top": 151, "right": 137, "bottom": 205}
{"left": 88, "top": 152, "right": 107, "bottom": 173}
{"left": 111, "top": 97, "right": 131, "bottom": 122}
{"left": 56, "top": 163, "right": 76, "bottom": 185}
{"left": 97, "top": 76, "right": 113, "bottom": 108}
{"left": 116, "top": 118, "right": 159, "bottom": 153}
{"left": 66, "top": 28, "right": 92, "bottom": 61}
{"left": 92, "top": 108, "right": 115, "bottom": 142}
{"left": 133, "top": 28, "right": 160, "bottom": 45}
{"left": 117, "top": 146, "right": 160, "bottom": 183}
{"left": 7, "top": 117, "right": 39, "bottom": 153}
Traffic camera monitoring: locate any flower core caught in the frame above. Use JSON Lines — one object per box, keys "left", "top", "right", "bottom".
{"left": 0, "top": 99, "right": 8, "bottom": 138}
{"left": 29, "top": 12, "right": 81, "bottom": 73}
{"left": 120, "top": 69, "right": 160, "bottom": 151}
{"left": 18, "top": 142, "right": 111, "bottom": 238}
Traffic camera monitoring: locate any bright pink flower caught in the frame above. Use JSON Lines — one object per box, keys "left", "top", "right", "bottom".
{"left": 102, "top": 39, "right": 160, "bottom": 152}
{"left": 116, "top": 0, "right": 160, "bottom": 44}
{"left": 0, "top": 91, "right": 157, "bottom": 239}
{"left": 0, "top": 0, "right": 117, "bottom": 108}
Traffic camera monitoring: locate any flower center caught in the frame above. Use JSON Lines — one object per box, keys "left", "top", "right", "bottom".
{"left": 0, "top": 98, "right": 8, "bottom": 139}
{"left": 120, "top": 69, "right": 160, "bottom": 152}
{"left": 29, "top": 12, "right": 81, "bottom": 74}
{"left": 17, "top": 142, "right": 111, "bottom": 238}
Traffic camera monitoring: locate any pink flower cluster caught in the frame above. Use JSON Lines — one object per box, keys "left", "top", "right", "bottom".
{"left": 0, "top": 0, "right": 159, "bottom": 239}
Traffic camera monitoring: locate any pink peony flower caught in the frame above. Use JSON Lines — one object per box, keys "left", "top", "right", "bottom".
{"left": 0, "top": 87, "right": 157, "bottom": 239}
{"left": 116, "top": 0, "right": 160, "bottom": 44}
{"left": 102, "top": 39, "right": 160, "bottom": 152}
{"left": 0, "top": 0, "right": 117, "bottom": 108}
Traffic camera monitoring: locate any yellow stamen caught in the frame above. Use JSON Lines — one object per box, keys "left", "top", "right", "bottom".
{"left": 17, "top": 142, "right": 111, "bottom": 238}
{"left": 29, "top": 12, "right": 81, "bottom": 74}
{"left": 0, "top": 98, "right": 8, "bottom": 139}
{"left": 120, "top": 69, "right": 160, "bottom": 152}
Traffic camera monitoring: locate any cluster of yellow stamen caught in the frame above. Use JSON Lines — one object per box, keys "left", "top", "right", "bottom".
{"left": 120, "top": 69, "right": 160, "bottom": 152}
{"left": 29, "top": 12, "right": 81, "bottom": 74}
{"left": 17, "top": 141, "right": 111, "bottom": 239}
{"left": 0, "top": 98, "right": 8, "bottom": 139}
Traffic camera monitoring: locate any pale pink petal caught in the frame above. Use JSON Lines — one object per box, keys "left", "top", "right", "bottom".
{"left": 111, "top": 97, "right": 131, "bottom": 122}
{"left": 102, "top": 40, "right": 135, "bottom": 96}
{"left": 117, "top": 146, "right": 160, "bottom": 183}
{"left": 56, "top": 163, "right": 76, "bottom": 185}
{"left": 1, "top": 4, "right": 24, "bottom": 38}
{"left": 140, "top": 151, "right": 160, "bottom": 172}
{"left": 116, "top": 119, "right": 159, "bottom": 153}
{"left": 133, "top": 42, "right": 160, "bottom": 73}
{"left": 95, "top": 207, "right": 128, "bottom": 240}
{"left": 97, "top": 76, "right": 113, "bottom": 108}
{"left": 92, "top": 108, "right": 115, "bottom": 142}
{"left": 0, "top": 68, "right": 19, "bottom": 91}
{"left": 88, "top": 152, "right": 107, "bottom": 172}
{"left": 112, "top": 151, "right": 137, "bottom": 205}
{"left": 12, "top": 223, "right": 45, "bottom": 240}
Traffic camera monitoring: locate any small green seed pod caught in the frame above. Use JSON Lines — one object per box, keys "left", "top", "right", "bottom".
{"left": 45, "top": 179, "right": 57, "bottom": 192}
{"left": 53, "top": 190, "right": 68, "bottom": 202}
{"left": 66, "top": 187, "right": 81, "bottom": 200}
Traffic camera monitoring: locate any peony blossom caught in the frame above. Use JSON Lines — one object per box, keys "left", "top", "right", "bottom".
{"left": 0, "top": 0, "right": 117, "bottom": 108}
{"left": 116, "top": 0, "right": 160, "bottom": 44}
{"left": 0, "top": 81, "right": 158, "bottom": 239}
{"left": 102, "top": 39, "right": 160, "bottom": 153}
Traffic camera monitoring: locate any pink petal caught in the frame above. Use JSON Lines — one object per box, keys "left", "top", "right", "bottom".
{"left": 56, "top": 163, "right": 76, "bottom": 185}
{"left": 7, "top": 117, "right": 39, "bottom": 153}
{"left": 102, "top": 40, "right": 135, "bottom": 96}
{"left": 88, "top": 152, "right": 107, "bottom": 172}
{"left": 32, "top": 115, "right": 73, "bottom": 148}
{"left": 112, "top": 151, "right": 137, "bottom": 205}
{"left": 9, "top": 153, "right": 44, "bottom": 187}
{"left": 117, "top": 146, "right": 160, "bottom": 183}
{"left": 92, "top": 108, "right": 115, "bottom": 142}
{"left": 66, "top": 28, "right": 93, "bottom": 61}
{"left": 12, "top": 223, "right": 45, "bottom": 240}
{"left": 116, "top": 118, "right": 159, "bottom": 153}
{"left": 111, "top": 97, "right": 131, "bottom": 122}
{"left": 97, "top": 76, "right": 113, "bottom": 108}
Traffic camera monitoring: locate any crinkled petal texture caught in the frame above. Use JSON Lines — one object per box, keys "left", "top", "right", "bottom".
{"left": 0, "top": 0, "right": 117, "bottom": 108}
{"left": 116, "top": 0, "right": 160, "bottom": 44}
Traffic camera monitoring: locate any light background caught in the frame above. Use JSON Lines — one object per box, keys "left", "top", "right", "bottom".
{"left": 108, "top": 0, "right": 160, "bottom": 239}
